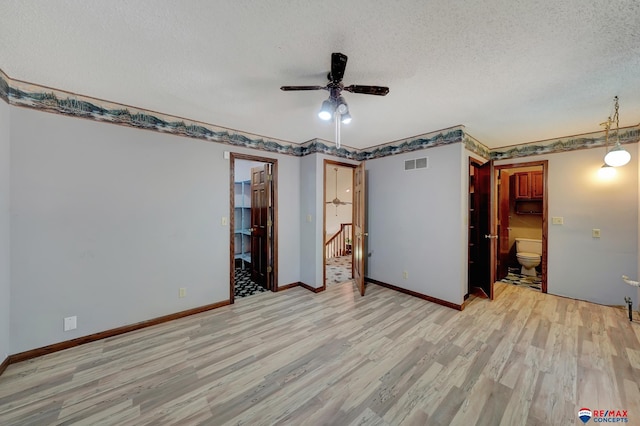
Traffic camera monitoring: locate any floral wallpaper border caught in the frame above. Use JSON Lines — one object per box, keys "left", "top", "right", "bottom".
{"left": 1, "top": 69, "right": 637, "bottom": 161}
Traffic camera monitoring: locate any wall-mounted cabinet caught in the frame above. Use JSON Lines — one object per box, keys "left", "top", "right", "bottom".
{"left": 513, "top": 171, "right": 543, "bottom": 214}
{"left": 514, "top": 171, "right": 543, "bottom": 200}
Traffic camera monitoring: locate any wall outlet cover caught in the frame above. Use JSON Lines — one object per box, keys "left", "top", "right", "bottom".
{"left": 63, "top": 316, "right": 77, "bottom": 331}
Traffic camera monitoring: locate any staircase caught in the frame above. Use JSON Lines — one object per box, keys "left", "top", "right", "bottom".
{"left": 326, "top": 223, "right": 353, "bottom": 259}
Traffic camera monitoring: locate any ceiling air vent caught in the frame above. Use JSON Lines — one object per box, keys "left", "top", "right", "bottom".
{"left": 405, "top": 157, "right": 428, "bottom": 171}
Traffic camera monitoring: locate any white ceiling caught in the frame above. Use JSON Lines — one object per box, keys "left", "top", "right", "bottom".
{"left": 1, "top": 1, "right": 639, "bottom": 150}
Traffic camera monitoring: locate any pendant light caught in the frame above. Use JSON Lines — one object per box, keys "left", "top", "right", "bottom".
{"left": 603, "top": 96, "right": 631, "bottom": 167}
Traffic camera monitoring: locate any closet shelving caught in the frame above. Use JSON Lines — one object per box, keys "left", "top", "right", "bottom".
{"left": 234, "top": 180, "right": 251, "bottom": 268}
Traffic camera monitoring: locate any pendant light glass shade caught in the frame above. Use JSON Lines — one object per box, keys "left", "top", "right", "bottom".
{"left": 598, "top": 163, "right": 616, "bottom": 179}
{"left": 604, "top": 144, "right": 631, "bottom": 167}
{"left": 601, "top": 96, "right": 631, "bottom": 167}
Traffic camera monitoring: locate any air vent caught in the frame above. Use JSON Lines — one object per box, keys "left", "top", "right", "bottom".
{"left": 404, "top": 159, "right": 415, "bottom": 170}
{"left": 405, "top": 157, "right": 428, "bottom": 171}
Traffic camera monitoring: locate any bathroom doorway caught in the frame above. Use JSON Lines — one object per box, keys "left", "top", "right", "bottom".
{"left": 494, "top": 161, "right": 548, "bottom": 293}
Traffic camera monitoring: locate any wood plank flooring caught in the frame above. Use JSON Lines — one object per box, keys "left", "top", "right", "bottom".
{"left": 0, "top": 282, "right": 639, "bottom": 425}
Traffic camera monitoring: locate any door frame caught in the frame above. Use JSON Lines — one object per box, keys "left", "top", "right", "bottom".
{"left": 229, "top": 153, "right": 278, "bottom": 303}
{"left": 322, "top": 159, "right": 356, "bottom": 291}
{"left": 494, "top": 160, "right": 548, "bottom": 293}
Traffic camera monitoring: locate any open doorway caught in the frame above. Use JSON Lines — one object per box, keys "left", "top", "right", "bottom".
{"left": 467, "top": 159, "right": 548, "bottom": 301}
{"left": 495, "top": 162, "right": 547, "bottom": 293}
{"left": 324, "top": 160, "right": 355, "bottom": 289}
{"left": 229, "top": 153, "right": 278, "bottom": 302}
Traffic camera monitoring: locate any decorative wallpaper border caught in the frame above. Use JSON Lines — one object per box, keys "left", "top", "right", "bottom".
{"left": 357, "top": 127, "right": 467, "bottom": 160}
{"left": 491, "top": 126, "right": 640, "bottom": 160}
{"left": 463, "top": 131, "right": 492, "bottom": 160}
{"left": 0, "top": 69, "right": 637, "bottom": 161}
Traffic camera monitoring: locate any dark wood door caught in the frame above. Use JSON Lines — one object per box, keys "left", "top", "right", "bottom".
{"left": 498, "top": 170, "right": 511, "bottom": 280}
{"left": 353, "top": 162, "right": 366, "bottom": 296}
{"left": 476, "top": 160, "right": 496, "bottom": 299}
{"left": 250, "top": 164, "right": 273, "bottom": 289}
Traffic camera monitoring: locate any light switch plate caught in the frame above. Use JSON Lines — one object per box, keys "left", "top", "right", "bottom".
{"left": 592, "top": 228, "right": 601, "bottom": 238}
{"left": 552, "top": 217, "right": 564, "bottom": 225}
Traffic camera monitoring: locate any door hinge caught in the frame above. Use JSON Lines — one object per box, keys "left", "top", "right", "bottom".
{"left": 267, "top": 266, "right": 273, "bottom": 273}
{"left": 267, "top": 219, "right": 272, "bottom": 227}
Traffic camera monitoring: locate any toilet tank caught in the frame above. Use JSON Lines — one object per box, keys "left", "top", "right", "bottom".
{"left": 515, "top": 238, "right": 542, "bottom": 255}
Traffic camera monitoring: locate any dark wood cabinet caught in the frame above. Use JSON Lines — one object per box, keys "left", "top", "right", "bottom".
{"left": 531, "top": 171, "right": 543, "bottom": 199}
{"left": 514, "top": 171, "right": 543, "bottom": 200}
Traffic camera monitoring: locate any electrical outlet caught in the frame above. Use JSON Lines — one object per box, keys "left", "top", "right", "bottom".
{"left": 552, "top": 217, "right": 564, "bottom": 225}
{"left": 179, "top": 288, "right": 186, "bottom": 298}
{"left": 403, "top": 271, "right": 408, "bottom": 279}
{"left": 63, "top": 316, "right": 77, "bottom": 331}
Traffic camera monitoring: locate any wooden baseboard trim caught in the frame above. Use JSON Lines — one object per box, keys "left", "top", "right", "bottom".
{"left": 366, "top": 277, "right": 462, "bottom": 311}
{"left": 278, "top": 282, "right": 300, "bottom": 291}
{"left": 6, "top": 299, "right": 231, "bottom": 366}
{"left": 298, "top": 282, "right": 324, "bottom": 293}
{"left": 0, "top": 356, "right": 9, "bottom": 377}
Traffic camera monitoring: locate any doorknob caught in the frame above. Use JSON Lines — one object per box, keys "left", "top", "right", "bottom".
{"left": 484, "top": 234, "right": 498, "bottom": 239}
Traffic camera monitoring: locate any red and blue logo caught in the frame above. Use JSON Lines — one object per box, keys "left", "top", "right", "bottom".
{"left": 578, "top": 408, "right": 628, "bottom": 423}
{"left": 578, "top": 408, "right": 593, "bottom": 424}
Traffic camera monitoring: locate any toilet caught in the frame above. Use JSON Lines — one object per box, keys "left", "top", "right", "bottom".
{"left": 515, "top": 238, "right": 542, "bottom": 276}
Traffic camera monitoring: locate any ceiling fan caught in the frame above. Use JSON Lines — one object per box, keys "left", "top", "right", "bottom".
{"left": 281, "top": 52, "right": 389, "bottom": 148}
{"left": 326, "top": 167, "right": 351, "bottom": 215}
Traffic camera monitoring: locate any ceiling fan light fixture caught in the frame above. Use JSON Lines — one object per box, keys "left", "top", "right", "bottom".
{"left": 318, "top": 99, "right": 333, "bottom": 121}
{"left": 336, "top": 96, "right": 349, "bottom": 115}
{"left": 341, "top": 111, "right": 352, "bottom": 124}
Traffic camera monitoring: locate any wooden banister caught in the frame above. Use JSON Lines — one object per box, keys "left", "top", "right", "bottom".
{"left": 325, "top": 223, "right": 353, "bottom": 259}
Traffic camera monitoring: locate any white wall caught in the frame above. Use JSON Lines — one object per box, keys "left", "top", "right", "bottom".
{"left": 9, "top": 107, "right": 301, "bottom": 354}
{"left": 367, "top": 143, "right": 467, "bottom": 305}
{"left": 235, "top": 160, "right": 264, "bottom": 182}
{"left": 496, "top": 143, "right": 639, "bottom": 306}
{"left": 299, "top": 154, "right": 359, "bottom": 289}
{"left": 0, "top": 100, "right": 10, "bottom": 362}
{"left": 325, "top": 165, "right": 353, "bottom": 238}
{"left": 299, "top": 154, "right": 319, "bottom": 287}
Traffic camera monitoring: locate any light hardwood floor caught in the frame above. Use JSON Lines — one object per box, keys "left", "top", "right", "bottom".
{"left": 1, "top": 282, "right": 639, "bottom": 425}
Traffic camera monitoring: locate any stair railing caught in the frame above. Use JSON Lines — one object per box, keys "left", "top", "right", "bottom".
{"left": 325, "top": 223, "right": 353, "bottom": 259}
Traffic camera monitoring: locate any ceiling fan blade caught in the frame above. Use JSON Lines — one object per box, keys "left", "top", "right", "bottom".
{"left": 330, "top": 52, "right": 348, "bottom": 82}
{"left": 343, "top": 85, "right": 390, "bottom": 96}
{"left": 280, "top": 85, "right": 326, "bottom": 91}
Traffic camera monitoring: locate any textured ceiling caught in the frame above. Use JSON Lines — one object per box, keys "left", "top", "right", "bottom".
{"left": 1, "top": 0, "right": 639, "bottom": 149}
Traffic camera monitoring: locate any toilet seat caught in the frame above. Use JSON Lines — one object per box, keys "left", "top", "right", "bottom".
{"left": 517, "top": 252, "right": 540, "bottom": 259}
